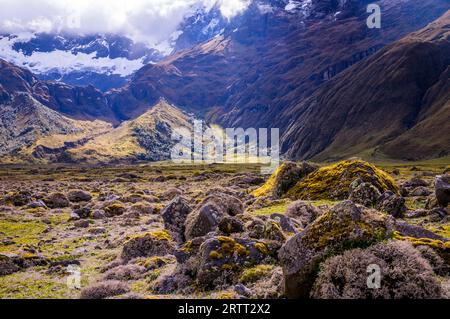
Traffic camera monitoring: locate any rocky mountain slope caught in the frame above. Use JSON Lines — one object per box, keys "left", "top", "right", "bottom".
{"left": 107, "top": 0, "right": 450, "bottom": 125}
{"left": 281, "top": 10, "right": 450, "bottom": 161}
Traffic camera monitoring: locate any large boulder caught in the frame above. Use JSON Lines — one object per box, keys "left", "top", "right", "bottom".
{"left": 279, "top": 201, "right": 392, "bottom": 298}
{"left": 0, "top": 254, "right": 20, "bottom": 276}
{"left": 252, "top": 162, "right": 318, "bottom": 198}
{"left": 185, "top": 194, "right": 243, "bottom": 240}
{"left": 311, "top": 240, "right": 441, "bottom": 299}
{"left": 121, "top": 231, "right": 175, "bottom": 262}
{"left": 4, "top": 191, "right": 33, "bottom": 207}
{"left": 161, "top": 196, "right": 192, "bottom": 242}
{"left": 286, "top": 160, "right": 399, "bottom": 200}
{"left": 435, "top": 175, "right": 450, "bottom": 207}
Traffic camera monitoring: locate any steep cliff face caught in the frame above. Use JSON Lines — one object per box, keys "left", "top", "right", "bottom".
{"left": 281, "top": 11, "right": 450, "bottom": 161}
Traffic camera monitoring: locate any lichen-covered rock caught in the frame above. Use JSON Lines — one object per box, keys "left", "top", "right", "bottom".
{"left": 311, "top": 241, "right": 442, "bottom": 299}
{"left": 161, "top": 196, "right": 192, "bottom": 242}
{"left": 279, "top": 201, "right": 391, "bottom": 298}
{"left": 270, "top": 213, "right": 298, "bottom": 233}
{"left": 285, "top": 201, "right": 321, "bottom": 228}
{"left": 410, "top": 186, "right": 431, "bottom": 197}
{"left": 376, "top": 191, "right": 407, "bottom": 218}
{"left": 67, "top": 190, "right": 92, "bottom": 202}
{"left": 348, "top": 178, "right": 381, "bottom": 207}
{"left": 104, "top": 203, "right": 127, "bottom": 217}
{"left": 435, "top": 175, "right": 450, "bottom": 207}
{"left": 196, "top": 236, "right": 275, "bottom": 288}
{"left": 185, "top": 194, "right": 243, "bottom": 240}
{"left": 252, "top": 162, "right": 318, "bottom": 198}
{"left": 286, "top": 160, "right": 399, "bottom": 200}
{"left": 4, "top": 191, "right": 33, "bottom": 207}
{"left": 218, "top": 216, "right": 245, "bottom": 235}
{"left": 121, "top": 231, "right": 175, "bottom": 262}
{"left": 44, "top": 192, "right": 70, "bottom": 208}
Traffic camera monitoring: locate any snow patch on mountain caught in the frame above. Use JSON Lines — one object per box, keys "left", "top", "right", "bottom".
{"left": 0, "top": 34, "right": 145, "bottom": 77}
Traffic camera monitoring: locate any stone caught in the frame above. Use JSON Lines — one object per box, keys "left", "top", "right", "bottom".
{"left": 67, "top": 190, "right": 92, "bottom": 202}
{"left": 161, "top": 197, "right": 192, "bottom": 242}
{"left": 435, "top": 175, "right": 450, "bottom": 207}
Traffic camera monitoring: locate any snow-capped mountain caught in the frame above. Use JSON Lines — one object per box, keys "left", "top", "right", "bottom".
{"left": 0, "top": 2, "right": 232, "bottom": 91}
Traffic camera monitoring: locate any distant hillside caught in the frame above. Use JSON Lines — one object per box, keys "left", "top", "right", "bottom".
{"left": 281, "top": 10, "right": 450, "bottom": 161}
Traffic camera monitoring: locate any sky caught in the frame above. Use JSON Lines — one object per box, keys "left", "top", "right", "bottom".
{"left": 0, "top": 0, "right": 251, "bottom": 45}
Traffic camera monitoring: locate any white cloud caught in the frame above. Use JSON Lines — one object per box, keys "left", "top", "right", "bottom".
{"left": 0, "top": 0, "right": 252, "bottom": 46}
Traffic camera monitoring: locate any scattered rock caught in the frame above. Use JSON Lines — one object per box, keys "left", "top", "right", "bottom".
{"left": 376, "top": 191, "right": 407, "bottom": 218}
{"left": 44, "top": 193, "right": 70, "bottom": 208}
{"left": 435, "top": 175, "right": 450, "bottom": 207}
{"left": 185, "top": 194, "right": 243, "bottom": 240}
{"left": 270, "top": 214, "right": 297, "bottom": 233}
{"left": 348, "top": 178, "right": 381, "bottom": 207}
{"left": 121, "top": 231, "right": 175, "bottom": 262}
{"left": 218, "top": 216, "right": 245, "bottom": 235}
{"left": 74, "top": 220, "right": 90, "bottom": 228}
{"left": 410, "top": 186, "right": 431, "bottom": 197}
{"left": 285, "top": 201, "right": 321, "bottom": 228}
{"left": 161, "top": 197, "right": 192, "bottom": 242}
{"left": 27, "top": 200, "right": 47, "bottom": 209}
{"left": 104, "top": 203, "right": 127, "bottom": 217}
{"left": 67, "top": 190, "right": 92, "bottom": 203}
{"left": 92, "top": 210, "right": 106, "bottom": 220}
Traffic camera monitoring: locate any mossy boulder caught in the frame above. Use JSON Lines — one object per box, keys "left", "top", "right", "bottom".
{"left": 435, "top": 175, "right": 450, "bottom": 207}
{"left": 286, "top": 160, "right": 399, "bottom": 200}
{"left": 104, "top": 203, "right": 127, "bottom": 217}
{"left": 4, "top": 191, "right": 33, "bottom": 207}
{"left": 0, "top": 254, "right": 20, "bottom": 276}
{"left": 196, "top": 236, "right": 275, "bottom": 288}
{"left": 279, "top": 200, "right": 392, "bottom": 298}
{"left": 121, "top": 231, "right": 175, "bottom": 262}
{"left": 252, "top": 162, "right": 318, "bottom": 198}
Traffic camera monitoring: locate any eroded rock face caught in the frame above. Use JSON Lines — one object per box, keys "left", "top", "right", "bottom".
{"left": 184, "top": 194, "right": 243, "bottom": 240}
{"left": 435, "top": 175, "right": 450, "bottom": 207}
{"left": 161, "top": 196, "right": 192, "bottom": 242}
{"left": 279, "top": 201, "right": 391, "bottom": 299}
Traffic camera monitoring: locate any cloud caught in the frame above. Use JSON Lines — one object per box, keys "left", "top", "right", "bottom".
{"left": 0, "top": 0, "right": 251, "bottom": 46}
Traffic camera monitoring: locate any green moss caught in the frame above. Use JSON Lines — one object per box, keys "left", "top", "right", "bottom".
{"left": 0, "top": 220, "right": 47, "bottom": 253}
{"left": 254, "top": 243, "right": 269, "bottom": 255}
{"left": 209, "top": 251, "right": 223, "bottom": 260}
{"left": 286, "top": 160, "right": 399, "bottom": 200}
{"left": 217, "top": 236, "right": 249, "bottom": 256}
{"left": 251, "top": 202, "right": 288, "bottom": 216}
{"left": 239, "top": 265, "right": 274, "bottom": 284}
